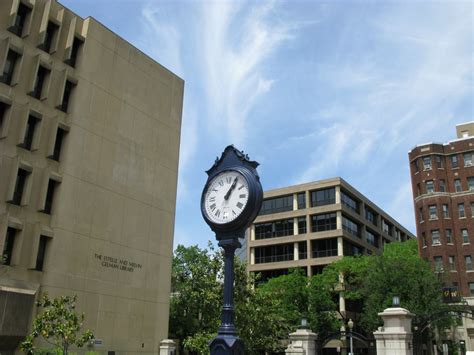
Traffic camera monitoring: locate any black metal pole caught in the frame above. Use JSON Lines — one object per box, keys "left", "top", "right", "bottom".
{"left": 210, "top": 238, "right": 244, "bottom": 355}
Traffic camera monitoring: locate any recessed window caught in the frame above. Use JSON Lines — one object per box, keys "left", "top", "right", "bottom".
{"left": 465, "top": 153, "right": 473, "bottom": 167}
{"left": 459, "top": 203, "right": 466, "bottom": 218}
{"left": 9, "top": 2, "right": 30, "bottom": 37}
{"left": 20, "top": 114, "right": 39, "bottom": 150}
{"left": 446, "top": 229, "right": 453, "bottom": 244}
{"left": 455, "top": 179, "right": 462, "bottom": 192}
{"left": 451, "top": 155, "right": 459, "bottom": 168}
{"left": 449, "top": 256, "right": 456, "bottom": 271}
{"left": 442, "top": 204, "right": 449, "bottom": 218}
{"left": 35, "top": 235, "right": 49, "bottom": 271}
{"left": 1, "top": 50, "right": 20, "bottom": 85}
{"left": 342, "top": 215, "right": 360, "bottom": 237}
{"left": 462, "top": 229, "right": 469, "bottom": 243}
{"left": 11, "top": 168, "right": 30, "bottom": 205}
{"left": 439, "top": 180, "right": 446, "bottom": 192}
{"left": 298, "top": 216, "right": 307, "bottom": 234}
{"left": 298, "top": 241, "right": 307, "bottom": 260}
{"left": 2, "top": 227, "right": 17, "bottom": 265}
{"left": 310, "top": 187, "right": 335, "bottom": 207}
{"left": 422, "top": 232, "right": 427, "bottom": 247}
{"left": 413, "top": 159, "right": 419, "bottom": 172}
{"left": 436, "top": 155, "right": 444, "bottom": 168}
{"left": 0, "top": 102, "right": 9, "bottom": 131}
{"left": 311, "top": 212, "right": 337, "bottom": 232}
{"left": 428, "top": 205, "right": 438, "bottom": 220}
{"left": 465, "top": 255, "right": 473, "bottom": 271}
{"left": 259, "top": 195, "right": 293, "bottom": 215}
{"left": 471, "top": 202, "right": 474, "bottom": 218}
{"left": 365, "top": 206, "right": 377, "bottom": 225}
{"left": 41, "top": 21, "right": 59, "bottom": 53}
{"left": 423, "top": 156, "right": 432, "bottom": 170}
{"left": 31, "top": 65, "right": 49, "bottom": 99}
{"left": 426, "top": 180, "right": 434, "bottom": 193}
{"left": 431, "top": 230, "right": 441, "bottom": 245}
{"left": 59, "top": 80, "right": 75, "bottom": 113}
{"left": 51, "top": 127, "right": 66, "bottom": 161}
{"left": 66, "top": 37, "right": 83, "bottom": 68}
{"left": 297, "top": 192, "right": 305, "bottom": 209}
{"left": 366, "top": 229, "right": 378, "bottom": 247}
{"left": 341, "top": 190, "right": 359, "bottom": 213}
{"left": 419, "top": 207, "right": 424, "bottom": 222}
{"left": 468, "top": 177, "right": 474, "bottom": 191}
{"left": 469, "top": 283, "right": 474, "bottom": 296}
{"left": 433, "top": 256, "right": 443, "bottom": 271}
{"left": 43, "top": 179, "right": 59, "bottom": 214}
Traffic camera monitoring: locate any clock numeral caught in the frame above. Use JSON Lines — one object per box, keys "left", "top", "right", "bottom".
{"left": 209, "top": 196, "right": 216, "bottom": 202}
{"left": 239, "top": 194, "right": 246, "bottom": 199}
{"left": 218, "top": 180, "right": 224, "bottom": 187}
{"left": 236, "top": 202, "right": 243, "bottom": 209}
{"left": 210, "top": 203, "right": 216, "bottom": 211}
{"left": 212, "top": 189, "right": 218, "bottom": 193}
{"left": 215, "top": 209, "right": 221, "bottom": 217}
{"left": 226, "top": 177, "right": 232, "bottom": 184}
{"left": 238, "top": 185, "right": 245, "bottom": 190}
{"left": 232, "top": 210, "right": 237, "bottom": 216}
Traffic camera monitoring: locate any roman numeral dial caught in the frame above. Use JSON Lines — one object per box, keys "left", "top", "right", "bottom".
{"left": 203, "top": 171, "right": 250, "bottom": 225}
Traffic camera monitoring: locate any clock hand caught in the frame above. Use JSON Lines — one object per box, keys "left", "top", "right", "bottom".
{"left": 224, "top": 177, "right": 238, "bottom": 200}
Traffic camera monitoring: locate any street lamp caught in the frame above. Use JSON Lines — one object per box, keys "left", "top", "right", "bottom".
{"left": 348, "top": 318, "right": 354, "bottom": 355}
{"left": 392, "top": 295, "right": 400, "bottom": 307}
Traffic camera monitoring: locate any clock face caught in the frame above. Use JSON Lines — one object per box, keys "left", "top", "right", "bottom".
{"left": 203, "top": 170, "right": 250, "bottom": 224}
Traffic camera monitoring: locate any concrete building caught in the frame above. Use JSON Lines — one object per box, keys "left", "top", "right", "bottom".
{"left": 408, "top": 123, "right": 474, "bottom": 349}
{"left": 247, "top": 177, "right": 414, "bottom": 282}
{"left": 0, "top": 0, "right": 183, "bottom": 353}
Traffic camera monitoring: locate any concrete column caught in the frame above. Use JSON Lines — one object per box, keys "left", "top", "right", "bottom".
{"left": 285, "top": 328, "right": 318, "bottom": 355}
{"left": 159, "top": 339, "right": 176, "bottom": 355}
{"left": 307, "top": 239, "right": 312, "bottom": 259}
{"left": 306, "top": 190, "right": 311, "bottom": 208}
{"left": 337, "top": 237, "right": 343, "bottom": 256}
{"left": 294, "top": 217, "right": 299, "bottom": 236}
{"left": 307, "top": 265, "right": 312, "bottom": 277}
{"left": 250, "top": 225, "right": 255, "bottom": 241}
{"left": 337, "top": 211, "right": 342, "bottom": 230}
{"left": 294, "top": 242, "right": 299, "bottom": 261}
{"left": 335, "top": 185, "right": 341, "bottom": 204}
{"left": 373, "top": 307, "right": 414, "bottom": 355}
{"left": 293, "top": 193, "right": 298, "bottom": 211}
{"left": 250, "top": 248, "right": 255, "bottom": 265}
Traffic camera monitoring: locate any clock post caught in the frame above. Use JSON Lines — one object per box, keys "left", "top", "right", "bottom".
{"left": 201, "top": 145, "right": 263, "bottom": 355}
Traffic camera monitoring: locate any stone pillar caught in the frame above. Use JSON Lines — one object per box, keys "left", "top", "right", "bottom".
{"left": 285, "top": 328, "right": 318, "bottom": 355}
{"left": 294, "top": 242, "right": 299, "bottom": 260}
{"left": 373, "top": 307, "right": 414, "bottom": 355}
{"left": 159, "top": 339, "right": 176, "bottom": 355}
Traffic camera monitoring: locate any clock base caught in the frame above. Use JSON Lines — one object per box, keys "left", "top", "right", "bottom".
{"left": 210, "top": 335, "right": 244, "bottom": 355}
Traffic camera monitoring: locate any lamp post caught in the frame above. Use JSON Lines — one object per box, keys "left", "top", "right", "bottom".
{"left": 348, "top": 318, "right": 354, "bottom": 355}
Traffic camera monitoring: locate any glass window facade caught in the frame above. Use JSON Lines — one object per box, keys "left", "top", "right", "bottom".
{"left": 311, "top": 213, "right": 337, "bottom": 232}
{"left": 342, "top": 215, "right": 360, "bottom": 237}
{"left": 259, "top": 195, "right": 293, "bottom": 215}
{"left": 298, "top": 241, "right": 307, "bottom": 260}
{"left": 255, "top": 244, "right": 294, "bottom": 264}
{"left": 255, "top": 219, "right": 294, "bottom": 240}
{"left": 341, "top": 191, "right": 359, "bottom": 213}
{"left": 310, "top": 187, "right": 335, "bottom": 207}
{"left": 365, "top": 207, "right": 377, "bottom": 225}
{"left": 312, "top": 238, "right": 337, "bottom": 258}
{"left": 298, "top": 217, "right": 307, "bottom": 234}
{"left": 366, "top": 229, "right": 378, "bottom": 247}
{"left": 297, "top": 193, "right": 306, "bottom": 209}
{"left": 343, "top": 240, "right": 364, "bottom": 256}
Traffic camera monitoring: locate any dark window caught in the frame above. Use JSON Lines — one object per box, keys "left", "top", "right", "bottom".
{"left": 365, "top": 206, "right": 377, "bottom": 225}
{"left": 310, "top": 187, "right": 335, "bottom": 207}
{"left": 422, "top": 232, "right": 427, "bottom": 247}
{"left": 51, "top": 127, "right": 66, "bottom": 161}
{"left": 312, "top": 238, "right": 337, "bottom": 258}
{"left": 434, "top": 256, "right": 443, "bottom": 271}
{"left": 43, "top": 179, "right": 58, "bottom": 214}
{"left": 31, "top": 66, "right": 49, "bottom": 99}
{"left": 465, "top": 255, "right": 473, "bottom": 271}
{"left": 259, "top": 195, "right": 293, "bottom": 215}
{"left": 426, "top": 180, "right": 434, "bottom": 193}
{"left": 297, "top": 192, "right": 305, "bottom": 209}
{"left": 442, "top": 204, "right": 449, "bottom": 218}
{"left": 419, "top": 207, "right": 424, "bottom": 222}
{"left": 468, "top": 177, "right": 474, "bottom": 191}
{"left": 9, "top": 3, "right": 30, "bottom": 36}
{"left": 21, "top": 114, "right": 39, "bottom": 150}
{"left": 0, "top": 102, "right": 9, "bottom": 129}
{"left": 366, "top": 229, "right": 379, "bottom": 247}
{"left": 449, "top": 256, "right": 456, "bottom": 271}
{"left": 455, "top": 179, "right": 462, "bottom": 192}
{"left": 298, "top": 241, "right": 307, "bottom": 260}
{"left": 255, "top": 219, "right": 293, "bottom": 240}
{"left": 2, "top": 227, "right": 16, "bottom": 265}
{"left": 35, "top": 235, "right": 49, "bottom": 271}
{"left": 342, "top": 215, "right": 360, "bottom": 237}
{"left": 451, "top": 155, "right": 459, "bottom": 168}
{"left": 343, "top": 240, "right": 364, "bottom": 256}
{"left": 1, "top": 50, "right": 20, "bottom": 85}
{"left": 446, "top": 229, "right": 453, "bottom": 244}
{"left": 465, "top": 153, "right": 473, "bottom": 167}
{"left": 436, "top": 155, "right": 444, "bottom": 168}
{"left": 459, "top": 203, "right": 466, "bottom": 218}
{"left": 311, "top": 213, "right": 337, "bottom": 232}
{"left": 428, "top": 205, "right": 437, "bottom": 219}
{"left": 60, "top": 80, "right": 75, "bottom": 112}
{"left": 41, "top": 21, "right": 59, "bottom": 53}
{"left": 439, "top": 180, "right": 446, "bottom": 192}
{"left": 341, "top": 191, "right": 359, "bottom": 213}
{"left": 11, "top": 168, "right": 29, "bottom": 205}
{"left": 298, "top": 217, "right": 307, "bottom": 234}
{"left": 382, "top": 220, "right": 393, "bottom": 236}
{"left": 66, "top": 37, "right": 83, "bottom": 67}
{"left": 423, "top": 156, "right": 431, "bottom": 169}
{"left": 431, "top": 230, "right": 441, "bottom": 245}
{"left": 255, "top": 243, "right": 293, "bottom": 264}
{"left": 469, "top": 283, "right": 474, "bottom": 296}
{"left": 413, "top": 159, "right": 419, "bottom": 172}
{"left": 462, "top": 229, "right": 469, "bottom": 243}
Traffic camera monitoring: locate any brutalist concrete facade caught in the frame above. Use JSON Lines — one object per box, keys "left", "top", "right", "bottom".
{"left": 0, "top": 0, "right": 183, "bottom": 353}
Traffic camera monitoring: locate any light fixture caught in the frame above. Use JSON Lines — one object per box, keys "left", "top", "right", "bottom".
{"left": 348, "top": 318, "right": 354, "bottom": 329}
{"left": 392, "top": 295, "right": 400, "bottom": 307}
{"left": 300, "top": 317, "right": 308, "bottom": 329}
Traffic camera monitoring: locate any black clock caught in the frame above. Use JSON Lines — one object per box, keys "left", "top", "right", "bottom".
{"left": 201, "top": 145, "right": 263, "bottom": 238}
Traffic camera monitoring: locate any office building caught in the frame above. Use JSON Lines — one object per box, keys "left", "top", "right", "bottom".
{"left": 0, "top": 0, "right": 183, "bottom": 353}
{"left": 247, "top": 177, "right": 414, "bottom": 282}
{"left": 409, "top": 123, "right": 474, "bottom": 348}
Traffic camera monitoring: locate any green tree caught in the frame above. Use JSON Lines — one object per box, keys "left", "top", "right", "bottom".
{"left": 19, "top": 294, "right": 93, "bottom": 355}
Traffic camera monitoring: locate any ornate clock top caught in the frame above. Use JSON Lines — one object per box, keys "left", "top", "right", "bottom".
{"left": 206, "top": 145, "right": 260, "bottom": 178}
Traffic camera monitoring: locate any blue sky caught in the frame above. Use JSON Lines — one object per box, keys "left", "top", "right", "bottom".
{"left": 61, "top": 0, "right": 473, "bottom": 248}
